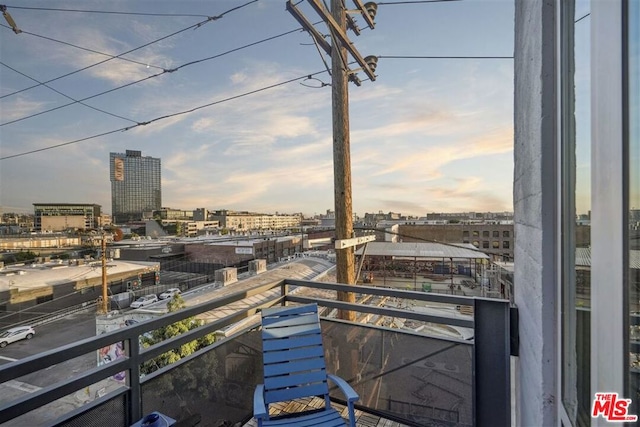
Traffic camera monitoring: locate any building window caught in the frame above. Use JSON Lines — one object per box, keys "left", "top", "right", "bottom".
{"left": 482, "top": 231, "right": 490, "bottom": 238}
{"left": 473, "top": 231, "right": 479, "bottom": 237}
{"left": 627, "top": 0, "right": 640, "bottom": 414}
{"left": 560, "top": 0, "right": 591, "bottom": 423}
{"left": 503, "top": 241, "right": 510, "bottom": 249}
{"left": 492, "top": 241, "right": 500, "bottom": 249}
{"left": 482, "top": 241, "right": 489, "bottom": 249}
{"left": 503, "top": 230, "right": 510, "bottom": 238}
{"left": 463, "top": 230, "right": 469, "bottom": 237}
{"left": 493, "top": 230, "right": 499, "bottom": 238}
{"left": 472, "top": 241, "right": 479, "bottom": 248}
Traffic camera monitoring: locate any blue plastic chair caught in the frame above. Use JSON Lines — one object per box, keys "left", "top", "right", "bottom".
{"left": 253, "top": 303, "right": 359, "bottom": 427}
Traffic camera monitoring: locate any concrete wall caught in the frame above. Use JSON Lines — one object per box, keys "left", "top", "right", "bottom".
{"left": 514, "top": 0, "right": 558, "bottom": 426}
{"left": 249, "top": 259, "right": 267, "bottom": 275}
{"left": 215, "top": 267, "right": 237, "bottom": 286}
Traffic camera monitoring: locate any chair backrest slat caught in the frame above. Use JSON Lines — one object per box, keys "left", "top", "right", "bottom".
{"left": 262, "top": 333, "right": 322, "bottom": 352}
{"left": 264, "top": 370, "right": 328, "bottom": 390}
{"left": 263, "top": 345, "right": 325, "bottom": 364}
{"left": 261, "top": 311, "right": 319, "bottom": 328}
{"left": 263, "top": 355, "right": 327, "bottom": 378}
{"left": 261, "top": 304, "right": 332, "bottom": 404}
{"left": 262, "top": 322, "right": 320, "bottom": 339}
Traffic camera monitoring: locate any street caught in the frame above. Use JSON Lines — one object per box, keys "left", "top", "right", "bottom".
{"left": 0, "top": 309, "right": 114, "bottom": 426}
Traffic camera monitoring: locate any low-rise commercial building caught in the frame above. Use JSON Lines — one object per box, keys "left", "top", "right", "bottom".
{"left": 398, "top": 223, "right": 515, "bottom": 261}
{"left": 210, "top": 210, "right": 301, "bottom": 231}
{"left": 33, "top": 203, "right": 101, "bottom": 232}
{"left": 0, "top": 258, "right": 159, "bottom": 327}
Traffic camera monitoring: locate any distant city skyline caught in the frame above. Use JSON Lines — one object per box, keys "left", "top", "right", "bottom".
{"left": 0, "top": 0, "right": 515, "bottom": 217}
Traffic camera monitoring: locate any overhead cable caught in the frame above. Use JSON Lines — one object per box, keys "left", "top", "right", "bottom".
{"left": 1, "top": 4, "right": 211, "bottom": 18}
{"left": 377, "top": 0, "right": 462, "bottom": 4}
{"left": 0, "top": 0, "right": 258, "bottom": 100}
{"left": 1, "top": 24, "right": 308, "bottom": 127}
{"left": 0, "top": 69, "right": 328, "bottom": 160}
{"left": 575, "top": 13, "right": 590, "bottom": 23}
{"left": 0, "top": 61, "right": 138, "bottom": 123}
{"left": 0, "top": 23, "right": 164, "bottom": 70}
{"left": 377, "top": 55, "right": 513, "bottom": 59}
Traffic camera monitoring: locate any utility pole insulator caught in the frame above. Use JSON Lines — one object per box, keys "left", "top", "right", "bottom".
{"left": 1, "top": 5, "right": 21, "bottom": 34}
{"left": 308, "top": 0, "right": 377, "bottom": 82}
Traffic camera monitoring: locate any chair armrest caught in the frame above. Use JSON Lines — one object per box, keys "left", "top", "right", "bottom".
{"left": 253, "top": 384, "right": 268, "bottom": 420}
{"left": 327, "top": 374, "right": 359, "bottom": 403}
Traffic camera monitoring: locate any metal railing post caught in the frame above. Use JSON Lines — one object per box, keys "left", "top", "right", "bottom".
{"left": 126, "top": 336, "right": 142, "bottom": 424}
{"left": 473, "top": 298, "right": 511, "bottom": 426}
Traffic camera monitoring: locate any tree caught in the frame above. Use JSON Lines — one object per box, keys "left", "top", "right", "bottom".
{"left": 139, "top": 295, "right": 222, "bottom": 421}
{"left": 140, "top": 294, "right": 215, "bottom": 375}
{"left": 113, "top": 228, "right": 124, "bottom": 242}
{"left": 14, "top": 251, "right": 38, "bottom": 262}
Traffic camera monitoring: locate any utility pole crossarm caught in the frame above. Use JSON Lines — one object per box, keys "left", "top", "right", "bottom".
{"left": 286, "top": 0, "right": 332, "bottom": 56}
{"left": 306, "top": 0, "right": 376, "bottom": 81}
{"left": 352, "top": 0, "right": 376, "bottom": 29}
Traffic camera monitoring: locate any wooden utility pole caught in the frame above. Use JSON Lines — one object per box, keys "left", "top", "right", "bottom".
{"left": 331, "top": 0, "right": 356, "bottom": 320}
{"left": 286, "top": 0, "right": 377, "bottom": 320}
{"left": 98, "top": 234, "right": 109, "bottom": 314}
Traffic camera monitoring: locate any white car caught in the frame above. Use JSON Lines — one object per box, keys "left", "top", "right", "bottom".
{"left": 0, "top": 326, "right": 35, "bottom": 348}
{"left": 159, "top": 288, "right": 181, "bottom": 300}
{"left": 130, "top": 295, "right": 159, "bottom": 309}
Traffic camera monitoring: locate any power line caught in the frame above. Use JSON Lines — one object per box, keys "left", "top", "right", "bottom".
{"left": 170, "top": 26, "right": 304, "bottom": 71}
{"left": 1, "top": 70, "right": 164, "bottom": 127}
{"left": 0, "top": 61, "right": 138, "bottom": 124}
{"left": 0, "top": 23, "right": 164, "bottom": 71}
{"left": 0, "top": 0, "right": 258, "bottom": 100}
{"left": 575, "top": 13, "right": 590, "bottom": 23}
{"left": 2, "top": 5, "right": 211, "bottom": 18}
{"left": 377, "top": 0, "right": 462, "bottom": 4}
{"left": 0, "top": 69, "right": 329, "bottom": 161}
{"left": 1, "top": 24, "right": 308, "bottom": 127}
{"left": 377, "top": 55, "right": 513, "bottom": 59}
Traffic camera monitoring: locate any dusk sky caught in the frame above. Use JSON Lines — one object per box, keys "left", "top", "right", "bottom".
{"left": 0, "top": 0, "right": 515, "bottom": 217}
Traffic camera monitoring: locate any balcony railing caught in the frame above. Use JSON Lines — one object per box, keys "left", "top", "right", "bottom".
{"left": 0, "top": 278, "right": 517, "bottom": 427}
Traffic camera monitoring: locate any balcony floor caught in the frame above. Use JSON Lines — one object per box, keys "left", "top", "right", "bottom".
{"left": 242, "top": 396, "right": 411, "bottom": 427}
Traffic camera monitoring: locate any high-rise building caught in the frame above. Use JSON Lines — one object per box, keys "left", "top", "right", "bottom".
{"left": 110, "top": 150, "right": 161, "bottom": 224}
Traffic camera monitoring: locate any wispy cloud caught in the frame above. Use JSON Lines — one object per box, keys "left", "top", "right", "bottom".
{"left": 0, "top": 97, "right": 49, "bottom": 122}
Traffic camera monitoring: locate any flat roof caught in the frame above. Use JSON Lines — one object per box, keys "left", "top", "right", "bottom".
{"left": 0, "top": 260, "right": 159, "bottom": 291}
{"left": 356, "top": 242, "right": 490, "bottom": 260}
{"left": 576, "top": 247, "right": 640, "bottom": 269}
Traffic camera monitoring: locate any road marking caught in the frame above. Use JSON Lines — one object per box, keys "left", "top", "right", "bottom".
{"left": 6, "top": 380, "right": 42, "bottom": 393}
{"left": 0, "top": 355, "right": 18, "bottom": 362}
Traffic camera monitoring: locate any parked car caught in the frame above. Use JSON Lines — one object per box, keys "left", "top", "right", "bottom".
{"left": 159, "top": 288, "right": 181, "bottom": 300}
{"left": 130, "top": 295, "right": 159, "bottom": 309}
{"left": 0, "top": 326, "right": 35, "bottom": 348}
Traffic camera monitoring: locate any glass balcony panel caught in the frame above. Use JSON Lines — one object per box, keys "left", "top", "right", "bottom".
{"left": 141, "top": 330, "right": 262, "bottom": 426}
{"left": 322, "top": 320, "right": 473, "bottom": 426}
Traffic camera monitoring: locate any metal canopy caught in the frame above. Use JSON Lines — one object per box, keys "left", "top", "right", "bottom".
{"left": 354, "top": 242, "right": 490, "bottom": 260}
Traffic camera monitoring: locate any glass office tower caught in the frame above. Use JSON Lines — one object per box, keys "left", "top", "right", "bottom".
{"left": 110, "top": 150, "right": 161, "bottom": 224}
